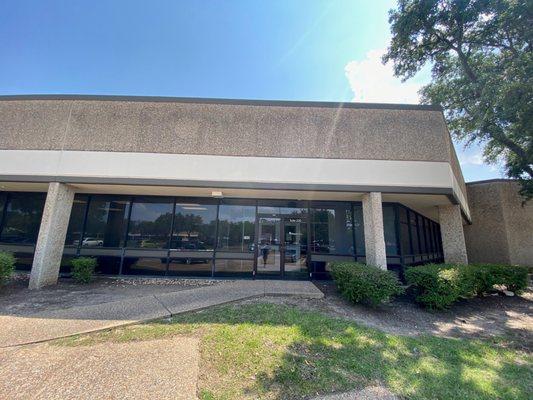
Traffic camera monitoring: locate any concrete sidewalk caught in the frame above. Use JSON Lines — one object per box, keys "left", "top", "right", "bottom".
{"left": 0, "top": 280, "right": 323, "bottom": 347}
{"left": 0, "top": 337, "right": 200, "bottom": 400}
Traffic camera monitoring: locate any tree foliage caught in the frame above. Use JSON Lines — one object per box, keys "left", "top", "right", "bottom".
{"left": 383, "top": 0, "right": 533, "bottom": 199}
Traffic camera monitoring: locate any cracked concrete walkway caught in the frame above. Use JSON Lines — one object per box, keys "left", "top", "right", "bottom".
{"left": 0, "top": 280, "right": 322, "bottom": 347}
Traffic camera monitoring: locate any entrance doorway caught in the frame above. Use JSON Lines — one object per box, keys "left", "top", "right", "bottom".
{"left": 256, "top": 215, "right": 308, "bottom": 278}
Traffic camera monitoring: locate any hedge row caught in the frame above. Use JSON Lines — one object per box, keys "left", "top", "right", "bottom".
{"left": 405, "top": 263, "right": 529, "bottom": 309}
{"left": 330, "top": 262, "right": 404, "bottom": 306}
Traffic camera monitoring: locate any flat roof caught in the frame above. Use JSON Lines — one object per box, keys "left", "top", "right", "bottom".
{"left": 466, "top": 178, "right": 517, "bottom": 185}
{"left": 0, "top": 94, "right": 442, "bottom": 112}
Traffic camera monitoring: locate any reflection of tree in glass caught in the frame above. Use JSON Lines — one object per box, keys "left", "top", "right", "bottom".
{"left": 1, "top": 194, "right": 46, "bottom": 243}
{"left": 129, "top": 212, "right": 173, "bottom": 248}
{"left": 312, "top": 210, "right": 334, "bottom": 252}
{"left": 173, "top": 213, "right": 217, "bottom": 249}
{"left": 217, "top": 220, "right": 255, "bottom": 251}
{"left": 65, "top": 198, "right": 88, "bottom": 245}
{"left": 85, "top": 200, "right": 129, "bottom": 247}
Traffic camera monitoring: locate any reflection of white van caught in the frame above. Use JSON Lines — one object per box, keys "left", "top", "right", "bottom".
{"left": 82, "top": 237, "right": 103, "bottom": 246}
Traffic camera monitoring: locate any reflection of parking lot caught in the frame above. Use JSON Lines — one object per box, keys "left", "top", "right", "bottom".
{"left": 257, "top": 251, "right": 280, "bottom": 272}
{"left": 215, "top": 259, "right": 253, "bottom": 273}
{"left": 256, "top": 252, "right": 307, "bottom": 273}
{"left": 127, "top": 258, "right": 254, "bottom": 274}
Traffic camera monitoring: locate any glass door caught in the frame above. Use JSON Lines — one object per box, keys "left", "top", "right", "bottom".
{"left": 256, "top": 217, "right": 281, "bottom": 277}
{"left": 282, "top": 216, "right": 308, "bottom": 278}
{"left": 256, "top": 215, "right": 309, "bottom": 278}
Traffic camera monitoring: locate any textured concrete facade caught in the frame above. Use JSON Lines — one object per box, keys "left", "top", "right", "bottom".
{"left": 0, "top": 97, "right": 456, "bottom": 161}
{"left": 438, "top": 204, "right": 468, "bottom": 264}
{"left": 362, "top": 192, "right": 387, "bottom": 268}
{"left": 465, "top": 180, "right": 533, "bottom": 266}
{"left": 29, "top": 183, "right": 75, "bottom": 289}
{"left": 0, "top": 96, "right": 469, "bottom": 217}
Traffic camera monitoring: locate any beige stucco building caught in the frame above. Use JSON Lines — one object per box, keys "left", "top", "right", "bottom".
{"left": 465, "top": 180, "right": 533, "bottom": 266}
{"left": 0, "top": 95, "right": 525, "bottom": 289}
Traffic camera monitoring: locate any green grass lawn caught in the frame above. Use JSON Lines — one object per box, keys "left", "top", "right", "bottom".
{"left": 57, "top": 303, "right": 532, "bottom": 400}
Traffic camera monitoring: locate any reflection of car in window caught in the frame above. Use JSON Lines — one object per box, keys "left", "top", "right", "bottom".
{"left": 140, "top": 240, "right": 159, "bottom": 248}
{"left": 81, "top": 237, "right": 103, "bottom": 246}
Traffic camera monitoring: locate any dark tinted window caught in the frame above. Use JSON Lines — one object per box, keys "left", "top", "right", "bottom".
{"left": 168, "top": 256, "right": 212, "bottom": 276}
{"left": 383, "top": 205, "right": 398, "bottom": 256}
{"left": 399, "top": 206, "right": 408, "bottom": 224}
{"left": 215, "top": 259, "right": 254, "bottom": 276}
{"left": 400, "top": 222, "right": 411, "bottom": 255}
{"left": 127, "top": 197, "right": 173, "bottom": 249}
{"left": 171, "top": 200, "right": 217, "bottom": 251}
{"left": 311, "top": 203, "right": 353, "bottom": 255}
{"left": 409, "top": 210, "right": 420, "bottom": 254}
{"left": 428, "top": 222, "right": 435, "bottom": 253}
{"left": 418, "top": 215, "right": 427, "bottom": 253}
{"left": 65, "top": 195, "right": 88, "bottom": 246}
{"left": 0, "top": 193, "right": 7, "bottom": 229}
{"left": 95, "top": 256, "right": 121, "bottom": 275}
{"left": 0, "top": 193, "right": 46, "bottom": 244}
{"left": 217, "top": 203, "right": 255, "bottom": 252}
{"left": 353, "top": 204, "right": 365, "bottom": 255}
{"left": 122, "top": 257, "right": 167, "bottom": 276}
{"left": 85, "top": 196, "right": 130, "bottom": 248}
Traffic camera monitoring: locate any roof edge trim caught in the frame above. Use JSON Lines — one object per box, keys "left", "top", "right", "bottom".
{"left": 0, "top": 94, "right": 442, "bottom": 111}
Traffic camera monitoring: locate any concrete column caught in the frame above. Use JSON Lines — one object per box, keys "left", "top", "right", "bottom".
{"left": 362, "top": 192, "right": 387, "bottom": 269}
{"left": 438, "top": 204, "right": 468, "bottom": 264}
{"left": 29, "top": 182, "right": 75, "bottom": 289}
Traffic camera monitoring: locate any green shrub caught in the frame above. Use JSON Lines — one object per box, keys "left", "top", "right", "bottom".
{"left": 330, "top": 262, "right": 404, "bottom": 307}
{"left": 405, "top": 264, "right": 474, "bottom": 310}
{"left": 407, "top": 263, "right": 530, "bottom": 309}
{"left": 470, "top": 263, "right": 529, "bottom": 295}
{"left": 71, "top": 257, "right": 97, "bottom": 284}
{"left": 0, "top": 251, "right": 16, "bottom": 286}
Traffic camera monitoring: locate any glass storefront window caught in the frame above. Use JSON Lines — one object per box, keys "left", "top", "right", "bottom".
{"left": 0, "top": 192, "right": 46, "bottom": 244}
{"left": 258, "top": 200, "right": 307, "bottom": 217}
{"left": 168, "top": 256, "right": 212, "bottom": 276}
{"left": 127, "top": 197, "right": 173, "bottom": 249}
{"left": 0, "top": 192, "right": 7, "bottom": 229}
{"left": 310, "top": 203, "right": 354, "bottom": 255}
{"left": 122, "top": 257, "right": 167, "bottom": 275}
{"left": 383, "top": 205, "right": 398, "bottom": 256}
{"left": 171, "top": 200, "right": 217, "bottom": 251}
{"left": 417, "top": 215, "right": 427, "bottom": 254}
{"left": 409, "top": 211, "right": 420, "bottom": 254}
{"left": 427, "top": 222, "right": 435, "bottom": 253}
{"left": 11, "top": 251, "right": 35, "bottom": 271}
{"left": 400, "top": 222, "right": 411, "bottom": 255}
{"left": 65, "top": 195, "right": 88, "bottom": 246}
{"left": 353, "top": 204, "right": 365, "bottom": 255}
{"left": 215, "top": 259, "right": 254, "bottom": 277}
{"left": 217, "top": 203, "right": 255, "bottom": 252}
{"left": 399, "top": 206, "right": 442, "bottom": 263}
{"left": 1, "top": 190, "right": 447, "bottom": 277}
{"left": 95, "top": 256, "right": 121, "bottom": 275}
{"left": 84, "top": 195, "right": 130, "bottom": 248}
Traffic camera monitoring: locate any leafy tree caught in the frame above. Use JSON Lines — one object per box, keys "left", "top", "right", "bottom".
{"left": 383, "top": 0, "right": 532, "bottom": 199}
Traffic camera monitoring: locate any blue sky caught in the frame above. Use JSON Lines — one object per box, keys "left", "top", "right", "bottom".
{"left": 0, "top": 0, "right": 502, "bottom": 182}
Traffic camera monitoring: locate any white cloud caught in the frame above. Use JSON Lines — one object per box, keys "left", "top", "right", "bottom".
{"left": 344, "top": 48, "right": 421, "bottom": 104}
{"left": 459, "top": 153, "right": 484, "bottom": 166}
